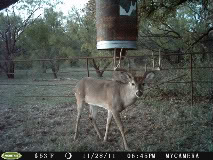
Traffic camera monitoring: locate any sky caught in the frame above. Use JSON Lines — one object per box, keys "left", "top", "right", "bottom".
{"left": 0, "top": 0, "right": 89, "bottom": 18}
{"left": 57, "top": 0, "right": 89, "bottom": 15}
{"left": 0, "top": 0, "right": 89, "bottom": 21}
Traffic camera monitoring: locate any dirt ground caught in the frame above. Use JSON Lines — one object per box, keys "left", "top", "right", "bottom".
{"left": 0, "top": 71, "right": 212, "bottom": 152}
{"left": 0, "top": 99, "right": 156, "bottom": 151}
{"left": 0, "top": 97, "right": 212, "bottom": 152}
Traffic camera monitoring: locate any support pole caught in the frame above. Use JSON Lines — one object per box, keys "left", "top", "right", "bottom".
{"left": 190, "top": 53, "right": 194, "bottom": 107}
{"left": 86, "top": 58, "right": 89, "bottom": 77}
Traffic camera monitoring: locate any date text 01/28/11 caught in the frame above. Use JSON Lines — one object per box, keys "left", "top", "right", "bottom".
{"left": 83, "top": 153, "right": 116, "bottom": 159}
{"left": 83, "top": 153, "right": 156, "bottom": 159}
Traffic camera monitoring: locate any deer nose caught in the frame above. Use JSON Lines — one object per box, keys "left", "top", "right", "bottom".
{"left": 136, "top": 90, "right": 143, "bottom": 97}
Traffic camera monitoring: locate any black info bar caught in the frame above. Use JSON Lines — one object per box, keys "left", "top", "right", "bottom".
{"left": 1, "top": 152, "right": 210, "bottom": 160}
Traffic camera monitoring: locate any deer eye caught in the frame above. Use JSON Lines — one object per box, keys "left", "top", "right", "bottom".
{"left": 131, "top": 83, "right": 135, "bottom": 86}
{"left": 142, "top": 83, "right": 145, "bottom": 86}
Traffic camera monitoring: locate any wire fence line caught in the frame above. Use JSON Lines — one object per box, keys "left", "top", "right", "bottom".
{"left": 0, "top": 83, "right": 76, "bottom": 86}
{"left": 3, "top": 66, "right": 213, "bottom": 75}
{"left": 0, "top": 52, "right": 209, "bottom": 63}
{"left": 1, "top": 53, "right": 213, "bottom": 106}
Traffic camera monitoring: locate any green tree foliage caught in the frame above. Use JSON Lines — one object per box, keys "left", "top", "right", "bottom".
{"left": 23, "top": 8, "right": 67, "bottom": 78}
{"left": 138, "top": 0, "right": 213, "bottom": 60}
{"left": 86, "top": 0, "right": 213, "bottom": 56}
{"left": 0, "top": 0, "right": 62, "bottom": 78}
{"left": 66, "top": 6, "right": 96, "bottom": 56}
{"left": 0, "top": 12, "right": 23, "bottom": 78}
{"left": 1, "top": 0, "right": 212, "bottom": 80}
{"left": 65, "top": 6, "right": 112, "bottom": 77}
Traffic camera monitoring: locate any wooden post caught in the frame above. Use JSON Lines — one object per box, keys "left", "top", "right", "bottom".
{"left": 86, "top": 58, "right": 89, "bottom": 77}
{"left": 190, "top": 53, "right": 194, "bottom": 107}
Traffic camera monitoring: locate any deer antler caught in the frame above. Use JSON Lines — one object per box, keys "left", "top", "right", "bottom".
{"left": 151, "top": 50, "right": 162, "bottom": 71}
{"left": 158, "top": 49, "right": 162, "bottom": 70}
{"left": 152, "top": 52, "right": 155, "bottom": 69}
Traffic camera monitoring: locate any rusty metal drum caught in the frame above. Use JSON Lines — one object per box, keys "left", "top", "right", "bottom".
{"left": 96, "top": 0, "right": 138, "bottom": 50}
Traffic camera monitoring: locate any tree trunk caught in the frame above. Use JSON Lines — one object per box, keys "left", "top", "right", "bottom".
{"left": 96, "top": 70, "right": 104, "bottom": 77}
{"left": 50, "top": 60, "right": 59, "bottom": 79}
{"left": 6, "top": 61, "right": 15, "bottom": 79}
{"left": 53, "top": 72, "right": 57, "bottom": 79}
{"left": 91, "top": 59, "right": 111, "bottom": 77}
{"left": 42, "top": 62, "right": 47, "bottom": 73}
{"left": 91, "top": 59, "right": 101, "bottom": 77}
{"left": 51, "top": 66, "right": 58, "bottom": 79}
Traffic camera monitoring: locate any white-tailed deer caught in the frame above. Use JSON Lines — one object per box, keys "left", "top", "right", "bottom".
{"left": 74, "top": 70, "right": 155, "bottom": 150}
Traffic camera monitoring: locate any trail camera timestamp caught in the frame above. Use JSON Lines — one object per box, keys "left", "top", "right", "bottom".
{"left": 127, "top": 153, "right": 156, "bottom": 159}
{"left": 83, "top": 153, "right": 115, "bottom": 159}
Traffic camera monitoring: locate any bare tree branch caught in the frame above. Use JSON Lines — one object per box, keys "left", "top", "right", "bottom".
{"left": 16, "top": 7, "right": 41, "bottom": 39}
{"left": 187, "top": 27, "right": 213, "bottom": 51}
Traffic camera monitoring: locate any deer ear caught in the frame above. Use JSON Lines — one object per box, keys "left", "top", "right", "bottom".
{"left": 144, "top": 72, "right": 155, "bottom": 81}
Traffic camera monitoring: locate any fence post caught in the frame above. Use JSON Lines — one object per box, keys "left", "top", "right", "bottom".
{"left": 86, "top": 58, "right": 89, "bottom": 77}
{"left": 190, "top": 53, "right": 194, "bottom": 107}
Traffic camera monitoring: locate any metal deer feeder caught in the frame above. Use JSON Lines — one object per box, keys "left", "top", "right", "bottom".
{"left": 96, "top": 0, "right": 138, "bottom": 60}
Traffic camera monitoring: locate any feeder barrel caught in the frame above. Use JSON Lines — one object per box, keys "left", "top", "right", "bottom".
{"left": 96, "top": 0, "right": 138, "bottom": 50}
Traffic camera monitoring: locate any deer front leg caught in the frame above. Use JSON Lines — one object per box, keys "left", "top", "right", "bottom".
{"left": 104, "top": 110, "right": 113, "bottom": 142}
{"left": 112, "top": 110, "right": 130, "bottom": 151}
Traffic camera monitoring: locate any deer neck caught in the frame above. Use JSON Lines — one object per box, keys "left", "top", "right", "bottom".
{"left": 120, "top": 83, "right": 138, "bottom": 107}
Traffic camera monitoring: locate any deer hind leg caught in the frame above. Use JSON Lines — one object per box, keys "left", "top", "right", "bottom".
{"left": 104, "top": 110, "right": 112, "bottom": 142}
{"left": 74, "top": 98, "right": 84, "bottom": 140}
{"left": 89, "top": 105, "right": 102, "bottom": 140}
{"left": 112, "top": 111, "right": 130, "bottom": 151}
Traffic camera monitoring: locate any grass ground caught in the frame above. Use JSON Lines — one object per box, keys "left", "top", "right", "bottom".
{"left": 0, "top": 68, "right": 212, "bottom": 152}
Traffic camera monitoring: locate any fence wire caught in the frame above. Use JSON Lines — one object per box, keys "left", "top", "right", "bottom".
{"left": 0, "top": 53, "right": 213, "bottom": 106}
